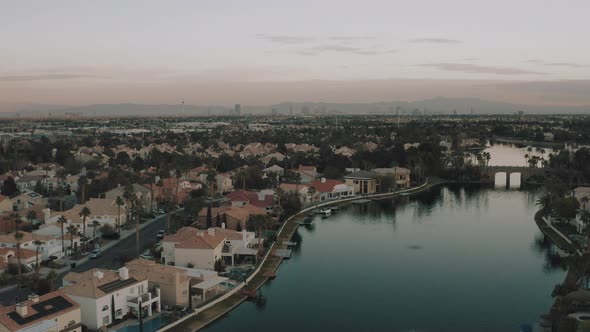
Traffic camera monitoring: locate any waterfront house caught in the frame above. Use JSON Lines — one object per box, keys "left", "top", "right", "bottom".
{"left": 125, "top": 258, "right": 191, "bottom": 307}
{"left": 309, "top": 178, "right": 355, "bottom": 202}
{"left": 344, "top": 170, "right": 378, "bottom": 194}
{"left": 372, "top": 167, "right": 411, "bottom": 189}
{"left": 61, "top": 267, "right": 161, "bottom": 331}
{"left": 0, "top": 292, "right": 82, "bottom": 332}
{"left": 279, "top": 183, "right": 313, "bottom": 204}
{"left": 162, "top": 226, "right": 257, "bottom": 269}
{"left": 295, "top": 165, "right": 318, "bottom": 184}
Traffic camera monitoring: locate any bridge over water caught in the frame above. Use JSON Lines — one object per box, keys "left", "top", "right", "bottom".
{"left": 483, "top": 166, "right": 546, "bottom": 188}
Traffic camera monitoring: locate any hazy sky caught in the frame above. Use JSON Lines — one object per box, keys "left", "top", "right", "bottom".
{"left": 2, "top": 0, "right": 590, "bottom": 108}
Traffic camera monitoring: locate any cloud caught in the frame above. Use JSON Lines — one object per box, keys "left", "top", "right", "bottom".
{"left": 419, "top": 63, "right": 544, "bottom": 75}
{"left": 329, "top": 35, "right": 376, "bottom": 41}
{"left": 544, "top": 62, "right": 587, "bottom": 68}
{"left": 0, "top": 74, "right": 96, "bottom": 81}
{"left": 256, "top": 34, "right": 314, "bottom": 45}
{"left": 298, "top": 44, "right": 396, "bottom": 56}
{"left": 409, "top": 38, "right": 460, "bottom": 44}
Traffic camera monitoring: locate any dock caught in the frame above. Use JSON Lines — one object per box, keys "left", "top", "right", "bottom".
{"left": 274, "top": 248, "right": 292, "bottom": 258}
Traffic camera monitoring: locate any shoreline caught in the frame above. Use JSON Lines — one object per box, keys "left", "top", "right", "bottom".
{"left": 162, "top": 179, "right": 445, "bottom": 332}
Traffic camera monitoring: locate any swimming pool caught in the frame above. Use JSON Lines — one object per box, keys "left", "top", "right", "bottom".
{"left": 115, "top": 316, "right": 166, "bottom": 332}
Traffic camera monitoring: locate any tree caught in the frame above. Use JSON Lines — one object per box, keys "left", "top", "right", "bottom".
{"left": 57, "top": 216, "right": 67, "bottom": 253}
{"left": 33, "top": 239, "right": 43, "bottom": 274}
{"left": 46, "top": 270, "right": 57, "bottom": 292}
{"left": 536, "top": 193, "right": 552, "bottom": 215}
{"left": 14, "top": 231, "right": 23, "bottom": 286}
{"left": 91, "top": 220, "right": 100, "bottom": 241}
{"left": 79, "top": 206, "right": 91, "bottom": 243}
{"left": 206, "top": 203, "right": 212, "bottom": 228}
{"left": 581, "top": 196, "right": 589, "bottom": 210}
{"left": 0, "top": 176, "right": 17, "bottom": 196}
{"left": 579, "top": 209, "right": 590, "bottom": 253}
{"left": 133, "top": 198, "right": 143, "bottom": 257}
{"left": 115, "top": 196, "right": 125, "bottom": 234}
{"left": 214, "top": 258, "right": 224, "bottom": 272}
{"left": 26, "top": 210, "right": 37, "bottom": 225}
{"left": 66, "top": 224, "right": 79, "bottom": 258}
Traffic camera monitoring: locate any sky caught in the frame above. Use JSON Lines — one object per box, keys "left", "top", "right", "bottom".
{"left": 1, "top": 0, "right": 590, "bottom": 109}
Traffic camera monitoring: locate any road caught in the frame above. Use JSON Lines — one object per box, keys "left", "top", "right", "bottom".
{"left": 70, "top": 213, "right": 168, "bottom": 273}
{"left": 0, "top": 213, "right": 170, "bottom": 305}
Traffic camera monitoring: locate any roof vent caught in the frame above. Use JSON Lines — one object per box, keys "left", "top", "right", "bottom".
{"left": 321, "top": 178, "right": 326, "bottom": 183}
{"left": 94, "top": 271, "right": 104, "bottom": 279}
{"left": 28, "top": 294, "right": 39, "bottom": 303}
{"left": 16, "top": 302, "right": 28, "bottom": 317}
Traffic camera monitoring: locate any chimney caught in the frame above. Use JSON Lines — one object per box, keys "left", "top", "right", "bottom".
{"left": 93, "top": 271, "right": 104, "bottom": 279}
{"left": 221, "top": 222, "right": 226, "bottom": 229}
{"left": 257, "top": 193, "right": 265, "bottom": 201}
{"left": 321, "top": 177, "right": 326, "bottom": 183}
{"left": 27, "top": 294, "right": 39, "bottom": 303}
{"left": 119, "top": 267, "right": 129, "bottom": 280}
{"left": 208, "top": 228, "right": 215, "bottom": 236}
{"left": 15, "top": 302, "right": 28, "bottom": 317}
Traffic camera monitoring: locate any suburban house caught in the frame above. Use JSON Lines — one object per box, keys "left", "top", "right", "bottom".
{"left": 196, "top": 205, "right": 265, "bottom": 231}
{"left": 284, "top": 143, "right": 319, "bottom": 153}
{"left": 44, "top": 198, "right": 127, "bottom": 232}
{"left": 333, "top": 146, "right": 357, "bottom": 158}
{"left": 0, "top": 247, "right": 37, "bottom": 269}
{"left": 295, "top": 165, "right": 317, "bottom": 184}
{"left": 259, "top": 152, "right": 286, "bottom": 166}
{"left": 309, "top": 178, "right": 355, "bottom": 202}
{"left": 262, "top": 165, "right": 285, "bottom": 179}
{"left": 279, "top": 183, "right": 313, "bottom": 204}
{"left": 0, "top": 292, "right": 82, "bottom": 332}
{"left": 33, "top": 225, "right": 81, "bottom": 256}
{"left": 103, "top": 184, "right": 153, "bottom": 213}
{"left": 574, "top": 187, "right": 590, "bottom": 211}
{"left": 224, "top": 190, "right": 274, "bottom": 213}
{"left": 0, "top": 195, "right": 13, "bottom": 213}
{"left": 125, "top": 259, "right": 192, "bottom": 307}
{"left": 372, "top": 167, "right": 411, "bottom": 189}
{"left": 15, "top": 175, "right": 44, "bottom": 192}
{"left": 344, "top": 170, "right": 378, "bottom": 195}
{"left": 61, "top": 267, "right": 161, "bottom": 331}
{"left": 162, "top": 227, "right": 257, "bottom": 269}
{"left": 144, "top": 178, "right": 200, "bottom": 204}
{"left": 11, "top": 190, "right": 48, "bottom": 211}
{"left": 0, "top": 232, "right": 63, "bottom": 262}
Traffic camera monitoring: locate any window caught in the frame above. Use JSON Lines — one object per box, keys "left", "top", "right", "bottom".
{"left": 102, "top": 305, "right": 109, "bottom": 311}
{"left": 102, "top": 316, "right": 110, "bottom": 325}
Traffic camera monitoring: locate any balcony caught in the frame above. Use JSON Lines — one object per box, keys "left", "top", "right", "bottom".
{"left": 126, "top": 289, "right": 160, "bottom": 307}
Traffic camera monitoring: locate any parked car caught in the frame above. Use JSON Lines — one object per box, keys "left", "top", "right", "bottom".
{"left": 157, "top": 230, "right": 165, "bottom": 239}
{"left": 140, "top": 250, "right": 154, "bottom": 260}
{"left": 89, "top": 249, "right": 102, "bottom": 259}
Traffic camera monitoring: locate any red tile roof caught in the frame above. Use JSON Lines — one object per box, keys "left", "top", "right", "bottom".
{"left": 224, "top": 190, "right": 274, "bottom": 209}
{"left": 309, "top": 179, "right": 345, "bottom": 193}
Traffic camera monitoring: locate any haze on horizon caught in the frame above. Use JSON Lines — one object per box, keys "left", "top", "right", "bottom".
{"left": 2, "top": 0, "right": 590, "bottom": 112}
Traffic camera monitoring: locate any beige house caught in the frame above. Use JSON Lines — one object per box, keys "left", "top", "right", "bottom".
{"left": 0, "top": 291, "right": 82, "bottom": 332}
{"left": 0, "top": 195, "right": 12, "bottom": 214}
{"left": 45, "top": 198, "right": 127, "bottom": 232}
{"left": 11, "top": 190, "right": 48, "bottom": 211}
{"left": 103, "top": 183, "right": 153, "bottom": 212}
{"left": 125, "top": 258, "right": 191, "bottom": 307}
{"left": 574, "top": 187, "right": 590, "bottom": 211}
{"left": 344, "top": 171, "right": 378, "bottom": 195}
{"left": 372, "top": 167, "right": 411, "bottom": 190}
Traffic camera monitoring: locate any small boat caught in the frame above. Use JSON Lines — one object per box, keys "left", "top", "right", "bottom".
{"left": 320, "top": 208, "right": 332, "bottom": 215}
{"left": 302, "top": 216, "right": 313, "bottom": 225}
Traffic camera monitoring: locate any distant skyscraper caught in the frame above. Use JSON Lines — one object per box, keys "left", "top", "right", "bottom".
{"left": 234, "top": 104, "right": 241, "bottom": 116}
{"left": 302, "top": 106, "right": 311, "bottom": 115}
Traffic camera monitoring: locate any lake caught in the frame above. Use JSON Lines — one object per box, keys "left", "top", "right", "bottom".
{"left": 203, "top": 185, "right": 563, "bottom": 332}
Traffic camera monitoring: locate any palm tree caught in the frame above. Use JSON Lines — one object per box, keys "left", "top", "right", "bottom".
{"left": 91, "top": 220, "right": 100, "bottom": 241}
{"left": 539, "top": 148, "right": 546, "bottom": 160}
{"left": 57, "top": 216, "right": 67, "bottom": 253}
{"left": 66, "top": 224, "right": 78, "bottom": 258}
{"left": 123, "top": 184, "right": 134, "bottom": 229}
{"left": 26, "top": 210, "right": 37, "bottom": 225}
{"left": 79, "top": 206, "right": 91, "bottom": 243}
{"left": 536, "top": 193, "right": 552, "bottom": 215}
{"left": 579, "top": 209, "right": 590, "bottom": 253}
{"left": 115, "top": 196, "right": 125, "bottom": 234}
{"left": 33, "top": 239, "right": 42, "bottom": 274}
{"left": 14, "top": 231, "right": 23, "bottom": 286}
{"left": 46, "top": 270, "right": 57, "bottom": 291}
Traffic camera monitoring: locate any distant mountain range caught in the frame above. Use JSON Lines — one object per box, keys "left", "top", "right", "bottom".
{"left": 4, "top": 97, "right": 590, "bottom": 118}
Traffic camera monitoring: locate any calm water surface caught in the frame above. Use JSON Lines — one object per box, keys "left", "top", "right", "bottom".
{"left": 476, "top": 143, "right": 554, "bottom": 167}
{"left": 204, "top": 185, "right": 563, "bottom": 332}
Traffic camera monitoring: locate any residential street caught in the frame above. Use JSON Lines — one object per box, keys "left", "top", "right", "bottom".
{"left": 0, "top": 213, "right": 171, "bottom": 306}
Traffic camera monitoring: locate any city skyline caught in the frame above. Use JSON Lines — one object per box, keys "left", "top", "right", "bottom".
{"left": 2, "top": 0, "right": 590, "bottom": 110}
